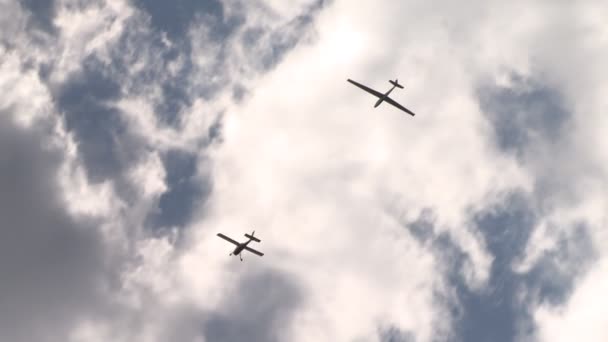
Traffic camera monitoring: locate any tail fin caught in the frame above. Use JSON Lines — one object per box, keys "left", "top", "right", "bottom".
{"left": 244, "top": 230, "right": 261, "bottom": 242}
{"left": 389, "top": 79, "right": 404, "bottom": 89}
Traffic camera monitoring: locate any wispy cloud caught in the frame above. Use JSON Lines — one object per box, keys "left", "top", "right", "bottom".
{"left": 1, "top": 0, "right": 607, "bottom": 341}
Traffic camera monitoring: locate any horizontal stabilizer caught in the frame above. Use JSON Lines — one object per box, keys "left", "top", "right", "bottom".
{"left": 244, "top": 233, "right": 261, "bottom": 242}
{"left": 389, "top": 79, "right": 404, "bottom": 89}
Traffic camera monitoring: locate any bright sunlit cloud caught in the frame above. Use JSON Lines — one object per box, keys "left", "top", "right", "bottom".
{"left": 1, "top": 0, "right": 607, "bottom": 341}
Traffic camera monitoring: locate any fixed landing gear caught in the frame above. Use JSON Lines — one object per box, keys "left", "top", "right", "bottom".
{"left": 229, "top": 252, "right": 243, "bottom": 261}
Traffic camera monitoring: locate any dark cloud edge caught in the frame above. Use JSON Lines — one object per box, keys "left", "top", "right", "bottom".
{"left": 398, "top": 191, "right": 596, "bottom": 341}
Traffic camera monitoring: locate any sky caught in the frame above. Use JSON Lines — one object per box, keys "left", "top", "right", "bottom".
{"left": 1, "top": 0, "right": 607, "bottom": 341}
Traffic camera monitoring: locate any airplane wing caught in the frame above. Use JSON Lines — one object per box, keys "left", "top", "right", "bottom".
{"left": 217, "top": 233, "right": 240, "bottom": 246}
{"left": 347, "top": 79, "right": 384, "bottom": 98}
{"left": 383, "top": 96, "right": 416, "bottom": 116}
{"left": 243, "top": 246, "right": 264, "bottom": 257}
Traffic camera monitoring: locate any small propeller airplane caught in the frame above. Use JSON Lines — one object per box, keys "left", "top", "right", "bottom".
{"left": 216, "top": 230, "right": 264, "bottom": 261}
{"left": 347, "top": 78, "right": 416, "bottom": 116}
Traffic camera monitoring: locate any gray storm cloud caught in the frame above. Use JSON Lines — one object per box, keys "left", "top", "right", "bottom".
{"left": 0, "top": 114, "right": 113, "bottom": 342}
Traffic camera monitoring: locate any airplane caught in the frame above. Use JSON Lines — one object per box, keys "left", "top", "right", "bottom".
{"left": 216, "top": 230, "right": 264, "bottom": 261}
{"left": 347, "top": 78, "right": 416, "bottom": 116}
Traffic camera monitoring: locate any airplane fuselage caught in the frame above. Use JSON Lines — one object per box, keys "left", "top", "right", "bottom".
{"left": 374, "top": 85, "right": 397, "bottom": 107}
{"left": 231, "top": 240, "right": 252, "bottom": 256}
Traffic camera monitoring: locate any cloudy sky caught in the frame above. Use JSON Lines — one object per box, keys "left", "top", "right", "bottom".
{"left": 1, "top": 0, "right": 607, "bottom": 341}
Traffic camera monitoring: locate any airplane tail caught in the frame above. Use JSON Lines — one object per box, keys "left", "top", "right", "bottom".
{"left": 244, "top": 230, "right": 261, "bottom": 243}
{"left": 389, "top": 79, "right": 404, "bottom": 89}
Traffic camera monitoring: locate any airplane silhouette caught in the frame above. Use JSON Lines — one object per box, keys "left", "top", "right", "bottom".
{"left": 217, "top": 230, "right": 264, "bottom": 261}
{"left": 347, "top": 78, "right": 416, "bottom": 116}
